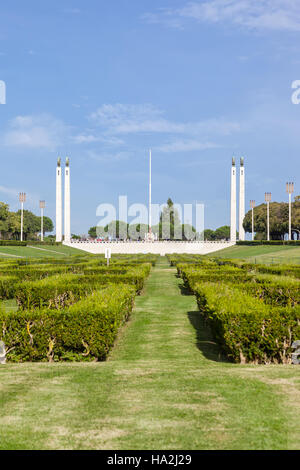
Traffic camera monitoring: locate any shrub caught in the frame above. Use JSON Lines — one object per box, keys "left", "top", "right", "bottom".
{"left": 0, "top": 285, "right": 135, "bottom": 362}
{"left": 194, "top": 282, "right": 300, "bottom": 364}
{"left": 0, "top": 276, "right": 19, "bottom": 299}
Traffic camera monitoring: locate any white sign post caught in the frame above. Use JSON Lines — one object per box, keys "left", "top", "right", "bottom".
{"left": 0, "top": 341, "right": 6, "bottom": 364}
{"left": 105, "top": 248, "right": 112, "bottom": 266}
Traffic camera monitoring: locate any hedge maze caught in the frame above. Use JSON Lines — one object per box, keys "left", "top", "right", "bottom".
{"left": 167, "top": 254, "right": 300, "bottom": 364}
{"left": 0, "top": 254, "right": 157, "bottom": 362}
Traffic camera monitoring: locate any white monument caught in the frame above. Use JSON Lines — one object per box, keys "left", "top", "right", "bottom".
{"left": 230, "top": 157, "right": 237, "bottom": 242}
{"left": 239, "top": 157, "right": 245, "bottom": 241}
{"left": 64, "top": 157, "right": 71, "bottom": 243}
{"left": 56, "top": 157, "right": 62, "bottom": 242}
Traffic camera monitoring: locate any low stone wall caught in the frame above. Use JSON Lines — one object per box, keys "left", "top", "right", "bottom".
{"left": 63, "top": 241, "right": 235, "bottom": 256}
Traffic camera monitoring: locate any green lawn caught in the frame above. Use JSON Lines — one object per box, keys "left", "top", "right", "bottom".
{"left": 0, "top": 244, "right": 90, "bottom": 259}
{"left": 211, "top": 244, "right": 300, "bottom": 264}
{"left": 0, "top": 258, "right": 298, "bottom": 450}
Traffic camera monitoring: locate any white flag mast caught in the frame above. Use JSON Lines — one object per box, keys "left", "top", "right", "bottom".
{"left": 149, "top": 149, "right": 152, "bottom": 234}
{"left": 146, "top": 149, "right": 155, "bottom": 241}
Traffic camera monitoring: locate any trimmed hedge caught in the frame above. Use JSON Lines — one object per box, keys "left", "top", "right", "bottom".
{"left": 236, "top": 240, "right": 300, "bottom": 245}
{"left": 178, "top": 263, "right": 250, "bottom": 291}
{"left": 239, "top": 274, "right": 300, "bottom": 307}
{"left": 0, "top": 241, "right": 27, "bottom": 246}
{"left": 0, "top": 276, "right": 19, "bottom": 299}
{"left": 172, "top": 256, "right": 300, "bottom": 364}
{"left": 0, "top": 285, "right": 135, "bottom": 362}
{"left": 15, "top": 263, "right": 151, "bottom": 309}
{"left": 194, "top": 282, "right": 300, "bottom": 364}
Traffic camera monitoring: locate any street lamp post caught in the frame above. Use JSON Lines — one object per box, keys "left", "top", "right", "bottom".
{"left": 265, "top": 192, "right": 271, "bottom": 241}
{"left": 19, "top": 192, "right": 26, "bottom": 242}
{"left": 250, "top": 200, "right": 255, "bottom": 241}
{"left": 286, "top": 182, "right": 294, "bottom": 241}
{"left": 39, "top": 200, "right": 45, "bottom": 242}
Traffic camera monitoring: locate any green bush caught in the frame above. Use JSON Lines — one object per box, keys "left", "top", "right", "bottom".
{"left": 0, "top": 276, "right": 19, "bottom": 299}
{"left": 0, "top": 285, "right": 135, "bottom": 362}
{"left": 238, "top": 274, "right": 300, "bottom": 307}
{"left": 15, "top": 263, "right": 151, "bottom": 309}
{"left": 0, "top": 241, "right": 27, "bottom": 246}
{"left": 194, "top": 282, "right": 300, "bottom": 364}
{"left": 237, "top": 240, "right": 300, "bottom": 246}
{"left": 15, "top": 274, "right": 100, "bottom": 309}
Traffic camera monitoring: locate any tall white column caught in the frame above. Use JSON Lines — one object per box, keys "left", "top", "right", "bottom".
{"left": 56, "top": 158, "right": 62, "bottom": 242}
{"left": 230, "top": 157, "right": 237, "bottom": 242}
{"left": 64, "top": 157, "right": 71, "bottom": 243}
{"left": 239, "top": 157, "right": 245, "bottom": 241}
{"left": 149, "top": 149, "right": 152, "bottom": 234}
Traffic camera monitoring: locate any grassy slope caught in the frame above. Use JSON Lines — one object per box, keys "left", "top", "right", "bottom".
{"left": 0, "top": 258, "right": 299, "bottom": 450}
{"left": 0, "top": 244, "right": 91, "bottom": 258}
{"left": 210, "top": 244, "right": 300, "bottom": 263}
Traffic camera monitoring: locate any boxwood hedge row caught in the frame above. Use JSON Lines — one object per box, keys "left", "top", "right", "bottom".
{"left": 194, "top": 282, "right": 300, "bottom": 364}
{"left": 0, "top": 284, "right": 135, "bottom": 362}
{"left": 172, "top": 255, "right": 300, "bottom": 364}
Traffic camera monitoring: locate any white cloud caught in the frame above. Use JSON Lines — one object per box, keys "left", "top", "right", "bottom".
{"left": 0, "top": 185, "right": 19, "bottom": 197}
{"left": 0, "top": 185, "right": 38, "bottom": 210}
{"left": 155, "top": 140, "right": 220, "bottom": 153}
{"left": 72, "top": 133, "right": 124, "bottom": 145}
{"left": 3, "top": 114, "right": 70, "bottom": 150}
{"left": 144, "top": 1, "right": 300, "bottom": 32}
{"left": 85, "top": 150, "right": 131, "bottom": 162}
{"left": 90, "top": 103, "right": 240, "bottom": 137}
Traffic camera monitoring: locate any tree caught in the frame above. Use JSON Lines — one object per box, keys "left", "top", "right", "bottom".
{"left": 105, "top": 220, "right": 128, "bottom": 239}
{"left": 42, "top": 216, "right": 54, "bottom": 235}
{"left": 7, "top": 212, "right": 21, "bottom": 240}
{"left": 158, "top": 198, "right": 182, "bottom": 240}
{"left": 214, "top": 225, "right": 231, "bottom": 241}
{"left": 182, "top": 224, "right": 196, "bottom": 241}
{"left": 128, "top": 223, "right": 148, "bottom": 240}
{"left": 204, "top": 229, "right": 216, "bottom": 241}
{"left": 0, "top": 202, "right": 54, "bottom": 240}
{"left": 88, "top": 226, "right": 107, "bottom": 238}
{"left": 88, "top": 226, "right": 97, "bottom": 238}
{"left": 242, "top": 202, "right": 297, "bottom": 240}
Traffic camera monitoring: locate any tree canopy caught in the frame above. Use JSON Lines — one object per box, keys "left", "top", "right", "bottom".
{"left": 0, "top": 202, "right": 54, "bottom": 240}
{"left": 243, "top": 197, "right": 300, "bottom": 240}
{"left": 88, "top": 198, "right": 197, "bottom": 240}
{"left": 203, "top": 226, "right": 232, "bottom": 241}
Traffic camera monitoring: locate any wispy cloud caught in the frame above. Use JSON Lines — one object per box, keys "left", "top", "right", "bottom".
{"left": 85, "top": 149, "right": 131, "bottom": 162}
{"left": 155, "top": 140, "right": 221, "bottom": 153}
{"left": 0, "top": 185, "right": 38, "bottom": 210}
{"left": 89, "top": 103, "right": 240, "bottom": 137}
{"left": 3, "top": 114, "right": 70, "bottom": 150}
{"left": 0, "top": 185, "right": 19, "bottom": 197}
{"left": 72, "top": 133, "right": 124, "bottom": 145}
{"left": 143, "top": 1, "right": 300, "bottom": 32}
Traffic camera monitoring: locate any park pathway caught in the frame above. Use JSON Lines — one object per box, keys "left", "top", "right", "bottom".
{"left": 0, "top": 257, "right": 298, "bottom": 450}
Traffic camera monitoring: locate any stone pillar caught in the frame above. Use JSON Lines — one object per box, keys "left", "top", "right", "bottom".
{"left": 56, "top": 158, "right": 62, "bottom": 242}
{"left": 64, "top": 157, "right": 71, "bottom": 243}
{"left": 239, "top": 157, "right": 245, "bottom": 241}
{"left": 230, "top": 157, "right": 237, "bottom": 242}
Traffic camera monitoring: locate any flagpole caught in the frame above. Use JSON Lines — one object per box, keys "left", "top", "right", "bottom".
{"left": 149, "top": 149, "right": 152, "bottom": 234}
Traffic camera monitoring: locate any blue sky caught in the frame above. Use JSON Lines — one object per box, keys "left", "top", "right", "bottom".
{"left": 1, "top": 0, "right": 300, "bottom": 234}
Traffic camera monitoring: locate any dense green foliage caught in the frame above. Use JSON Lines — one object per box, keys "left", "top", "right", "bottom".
{"left": 203, "top": 225, "right": 233, "bottom": 241}
{"left": 169, "top": 254, "right": 300, "bottom": 364}
{"left": 0, "top": 254, "right": 155, "bottom": 361}
{"left": 1, "top": 285, "right": 135, "bottom": 362}
{"left": 243, "top": 196, "right": 300, "bottom": 240}
{"left": 0, "top": 202, "right": 54, "bottom": 240}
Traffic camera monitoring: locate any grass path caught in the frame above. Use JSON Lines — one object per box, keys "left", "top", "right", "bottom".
{"left": 0, "top": 258, "right": 299, "bottom": 450}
